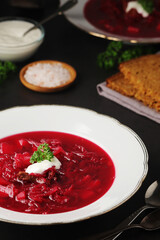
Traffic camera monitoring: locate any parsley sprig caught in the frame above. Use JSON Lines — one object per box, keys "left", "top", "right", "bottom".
{"left": 30, "top": 143, "right": 54, "bottom": 164}
{"left": 138, "top": 0, "right": 154, "bottom": 14}
{"left": 0, "top": 61, "right": 16, "bottom": 84}
{"left": 97, "top": 41, "right": 158, "bottom": 70}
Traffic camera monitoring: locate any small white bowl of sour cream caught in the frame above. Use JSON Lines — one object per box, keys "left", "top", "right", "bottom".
{"left": 0, "top": 17, "right": 45, "bottom": 62}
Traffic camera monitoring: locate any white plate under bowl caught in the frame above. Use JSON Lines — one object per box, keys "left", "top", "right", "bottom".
{"left": 0, "top": 105, "right": 148, "bottom": 225}
{"left": 61, "top": 0, "right": 160, "bottom": 44}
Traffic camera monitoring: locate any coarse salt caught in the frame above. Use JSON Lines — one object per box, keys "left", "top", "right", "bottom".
{"left": 24, "top": 63, "right": 71, "bottom": 88}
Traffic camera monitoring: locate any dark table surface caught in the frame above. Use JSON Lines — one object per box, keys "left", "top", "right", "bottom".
{"left": 1, "top": 1, "right": 160, "bottom": 240}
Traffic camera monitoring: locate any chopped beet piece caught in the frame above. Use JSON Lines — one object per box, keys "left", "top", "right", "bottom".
{"left": 0, "top": 184, "right": 17, "bottom": 198}
{"left": 16, "top": 191, "right": 26, "bottom": 201}
{"left": 13, "top": 152, "right": 31, "bottom": 169}
{"left": 0, "top": 142, "right": 15, "bottom": 154}
{"left": 127, "top": 26, "right": 140, "bottom": 34}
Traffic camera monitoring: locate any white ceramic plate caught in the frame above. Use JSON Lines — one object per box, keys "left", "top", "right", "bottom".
{"left": 0, "top": 105, "right": 148, "bottom": 225}
{"left": 61, "top": 0, "right": 160, "bottom": 44}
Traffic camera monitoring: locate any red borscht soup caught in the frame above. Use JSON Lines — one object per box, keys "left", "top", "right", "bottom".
{"left": 84, "top": 0, "right": 160, "bottom": 38}
{"left": 0, "top": 131, "right": 115, "bottom": 214}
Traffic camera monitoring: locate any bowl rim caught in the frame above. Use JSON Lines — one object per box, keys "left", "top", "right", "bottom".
{"left": 0, "top": 16, "right": 45, "bottom": 48}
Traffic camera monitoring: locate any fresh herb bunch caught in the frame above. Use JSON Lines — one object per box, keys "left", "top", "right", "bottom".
{"left": 138, "top": 0, "right": 154, "bottom": 14}
{"left": 30, "top": 143, "right": 54, "bottom": 164}
{"left": 0, "top": 61, "right": 16, "bottom": 84}
{"left": 97, "top": 41, "right": 158, "bottom": 70}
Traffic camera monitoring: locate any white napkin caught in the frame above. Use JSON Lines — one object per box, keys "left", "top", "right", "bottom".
{"left": 97, "top": 81, "right": 160, "bottom": 124}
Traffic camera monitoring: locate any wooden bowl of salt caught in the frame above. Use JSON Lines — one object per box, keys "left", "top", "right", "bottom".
{"left": 19, "top": 60, "right": 77, "bottom": 93}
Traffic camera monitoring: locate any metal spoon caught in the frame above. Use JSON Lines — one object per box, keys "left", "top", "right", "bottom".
{"left": 105, "top": 179, "right": 160, "bottom": 240}
{"left": 82, "top": 180, "right": 160, "bottom": 240}
{"left": 101, "top": 209, "right": 160, "bottom": 239}
{"left": 23, "top": 0, "right": 78, "bottom": 36}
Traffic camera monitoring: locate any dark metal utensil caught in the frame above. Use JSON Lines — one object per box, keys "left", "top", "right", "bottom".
{"left": 104, "top": 179, "right": 160, "bottom": 240}
{"left": 101, "top": 209, "right": 160, "bottom": 239}
{"left": 82, "top": 180, "right": 160, "bottom": 240}
{"left": 106, "top": 179, "right": 160, "bottom": 240}
{"left": 23, "top": 0, "right": 78, "bottom": 36}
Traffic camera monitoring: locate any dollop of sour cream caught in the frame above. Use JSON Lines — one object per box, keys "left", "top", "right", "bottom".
{"left": 25, "top": 156, "right": 61, "bottom": 175}
{"left": 0, "top": 20, "right": 42, "bottom": 47}
{"left": 126, "top": 1, "right": 149, "bottom": 18}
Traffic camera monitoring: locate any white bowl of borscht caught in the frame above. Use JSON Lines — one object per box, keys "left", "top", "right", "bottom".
{"left": 0, "top": 105, "right": 148, "bottom": 225}
{"left": 61, "top": 0, "right": 160, "bottom": 43}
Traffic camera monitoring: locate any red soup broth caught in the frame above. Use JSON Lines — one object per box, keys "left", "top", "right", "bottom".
{"left": 84, "top": 0, "right": 160, "bottom": 38}
{"left": 0, "top": 131, "right": 115, "bottom": 214}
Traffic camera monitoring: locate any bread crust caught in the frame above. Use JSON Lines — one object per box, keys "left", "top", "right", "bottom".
{"left": 106, "top": 55, "right": 160, "bottom": 111}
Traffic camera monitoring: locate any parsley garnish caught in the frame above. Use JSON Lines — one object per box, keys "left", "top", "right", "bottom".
{"left": 97, "top": 41, "right": 158, "bottom": 70}
{"left": 0, "top": 61, "right": 16, "bottom": 84}
{"left": 138, "top": 0, "right": 154, "bottom": 14}
{"left": 30, "top": 143, "right": 54, "bottom": 164}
